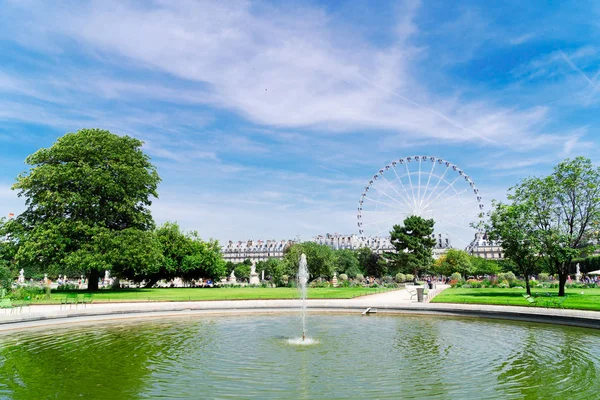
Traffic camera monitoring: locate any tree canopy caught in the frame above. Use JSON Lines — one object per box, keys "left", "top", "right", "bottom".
{"left": 509, "top": 157, "right": 600, "bottom": 296}
{"left": 283, "top": 242, "right": 335, "bottom": 280}
{"left": 486, "top": 202, "right": 543, "bottom": 295}
{"left": 385, "top": 215, "right": 436, "bottom": 281}
{"left": 433, "top": 249, "right": 472, "bottom": 278}
{"left": 11, "top": 129, "right": 161, "bottom": 289}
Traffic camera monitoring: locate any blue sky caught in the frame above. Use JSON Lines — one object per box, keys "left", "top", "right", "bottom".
{"left": 0, "top": 0, "right": 599, "bottom": 244}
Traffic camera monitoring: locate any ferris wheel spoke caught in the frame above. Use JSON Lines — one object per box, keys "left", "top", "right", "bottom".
{"left": 404, "top": 162, "right": 417, "bottom": 209}
{"left": 370, "top": 184, "right": 409, "bottom": 209}
{"left": 426, "top": 198, "right": 479, "bottom": 214}
{"left": 391, "top": 164, "right": 413, "bottom": 206}
{"left": 362, "top": 214, "right": 409, "bottom": 228}
{"left": 421, "top": 166, "right": 451, "bottom": 206}
{"left": 380, "top": 175, "right": 414, "bottom": 209}
{"left": 423, "top": 175, "right": 462, "bottom": 208}
{"left": 420, "top": 160, "right": 437, "bottom": 209}
{"left": 423, "top": 186, "right": 472, "bottom": 212}
{"left": 417, "top": 158, "right": 423, "bottom": 209}
{"left": 364, "top": 195, "right": 403, "bottom": 211}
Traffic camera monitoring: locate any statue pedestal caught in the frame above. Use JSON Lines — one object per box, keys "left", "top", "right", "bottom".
{"left": 332, "top": 273, "right": 338, "bottom": 287}
{"left": 228, "top": 277, "right": 237, "bottom": 284}
{"left": 249, "top": 273, "right": 260, "bottom": 285}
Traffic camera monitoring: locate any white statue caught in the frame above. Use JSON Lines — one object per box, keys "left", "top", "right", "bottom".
{"left": 251, "top": 264, "right": 256, "bottom": 275}
{"left": 230, "top": 270, "right": 236, "bottom": 278}
{"left": 576, "top": 263, "right": 581, "bottom": 282}
{"left": 18, "top": 269, "right": 25, "bottom": 284}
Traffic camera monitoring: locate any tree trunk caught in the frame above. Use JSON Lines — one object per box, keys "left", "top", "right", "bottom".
{"left": 558, "top": 271, "right": 567, "bottom": 297}
{"left": 87, "top": 269, "right": 100, "bottom": 291}
{"left": 524, "top": 274, "right": 531, "bottom": 296}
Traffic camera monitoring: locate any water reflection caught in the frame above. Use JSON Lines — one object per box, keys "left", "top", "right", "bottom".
{"left": 0, "top": 314, "right": 598, "bottom": 399}
{"left": 496, "top": 325, "right": 599, "bottom": 399}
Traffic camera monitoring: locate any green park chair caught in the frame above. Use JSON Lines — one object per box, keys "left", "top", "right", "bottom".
{"left": 551, "top": 295, "right": 568, "bottom": 308}
{"left": 82, "top": 293, "right": 93, "bottom": 307}
{"left": 0, "top": 298, "right": 13, "bottom": 313}
{"left": 61, "top": 292, "right": 79, "bottom": 309}
{"left": 525, "top": 296, "right": 537, "bottom": 306}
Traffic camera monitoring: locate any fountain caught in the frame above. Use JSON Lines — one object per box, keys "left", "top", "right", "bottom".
{"left": 297, "top": 254, "right": 309, "bottom": 341}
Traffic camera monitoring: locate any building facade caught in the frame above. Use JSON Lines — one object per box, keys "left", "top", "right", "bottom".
{"left": 222, "top": 232, "right": 453, "bottom": 264}
{"left": 221, "top": 239, "right": 296, "bottom": 264}
{"left": 466, "top": 231, "right": 504, "bottom": 259}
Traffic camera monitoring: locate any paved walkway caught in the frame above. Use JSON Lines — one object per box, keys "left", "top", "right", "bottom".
{"left": 1, "top": 285, "right": 599, "bottom": 331}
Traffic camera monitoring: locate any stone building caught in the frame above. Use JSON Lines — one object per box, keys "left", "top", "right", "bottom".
{"left": 222, "top": 232, "right": 453, "bottom": 264}
{"left": 221, "top": 239, "right": 296, "bottom": 264}
{"left": 466, "top": 231, "right": 504, "bottom": 259}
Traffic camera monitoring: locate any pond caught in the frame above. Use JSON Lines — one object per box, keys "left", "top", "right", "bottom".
{"left": 0, "top": 313, "right": 598, "bottom": 399}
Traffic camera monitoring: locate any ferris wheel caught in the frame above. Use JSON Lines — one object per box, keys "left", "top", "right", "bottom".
{"left": 357, "top": 156, "right": 484, "bottom": 248}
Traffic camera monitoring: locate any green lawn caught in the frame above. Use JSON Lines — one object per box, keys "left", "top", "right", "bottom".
{"left": 35, "top": 286, "right": 393, "bottom": 304}
{"left": 432, "top": 287, "right": 600, "bottom": 311}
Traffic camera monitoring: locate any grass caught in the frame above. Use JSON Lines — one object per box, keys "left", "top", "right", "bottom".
{"left": 33, "top": 286, "right": 394, "bottom": 304}
{"left": 431, "top": 287, "right": 600, "bottom": 311}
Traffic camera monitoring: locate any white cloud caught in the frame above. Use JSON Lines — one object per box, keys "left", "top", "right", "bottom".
{"left": 0, "top": 0, "right": 570, "bottom": 150}
{"left": 0, "top": 0, "right": 597, "bottom": 244}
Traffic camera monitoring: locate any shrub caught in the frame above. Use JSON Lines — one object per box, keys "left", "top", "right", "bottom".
{"left": 356, "top": 274, "right": 364, "bottom": 281}
{"left": 0, "top": 265, "right": 12, "bottom": 293}
{"left": 466, "top": 279, "right": 482, "bottom": 288}
{"left": 450, "top": 272, "right": 462, "bottom": 282}
{"left": 10, "top": 286, "right": 45, "bottom": 300}
{"left": 395, "top": 273, "right": 406, "bottom": 282}
{"left": 309, "top": 279, "right": 330, "bottom": 288}
{"left": 339, "top": 279, "right": 350, "bottom": 287}
{"left": 339, "top": 273, "right": 348, "bottom": 281}
{"left": 538, "top": 273, "right": 549, "bottom": 282}
{"left": 384, "top": 275, "right": 394, "bottom": 284}
{"left": 56, "top": 283, "right": 79, "bottom": 291}
{"left": 406, "top": 274, "right": 414, "bottom": 282}
{"left": 281, "top": 275, "right": 289, "bottom": 284}
{"left": 509, "top": 280, "right": 526, "bottom": 288}
{"left": 498, "top": 282, "right": 509, "bottom": 288}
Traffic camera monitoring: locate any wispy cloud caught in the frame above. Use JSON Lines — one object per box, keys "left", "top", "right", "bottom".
{"left": 0, "top": 0, "right": 598, "bottom": 243}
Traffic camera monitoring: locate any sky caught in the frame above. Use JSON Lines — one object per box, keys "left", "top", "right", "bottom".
{"left": 0, "top": 0, "right": 599, "bottom": 246}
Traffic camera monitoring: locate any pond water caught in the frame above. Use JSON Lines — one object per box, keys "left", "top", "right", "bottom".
{"left": 0, "top": 313, "right": 599, "bottom": 399}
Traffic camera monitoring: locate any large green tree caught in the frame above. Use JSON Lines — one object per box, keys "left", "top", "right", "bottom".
{"left": 433, "top": 248, "right": 473, "bottom": 278}
{"left": 355, "top": 247, "right": 385, "bottom": 277}
{"left": 333, "top": 249, "right": 362, "bottom": 277}
{"left": 256, "top": 258, "right": 286, "bottom": 286}
{"left": 151, "top": 222, "right": 225, "bottom": 286}
{"left": 283, "top": 242, "right": 335, "bottom": 281}
{"left": 385, "top": 215, "right": 436, "bottom": 282}
{"left": 512, "top": 157, "right": 600, "bottom": 296}
{"left": 11, "top": 129, "right": 161, "bottom": 290}
{"left": 487, "top": 202, "right": 543, "bottom": 296}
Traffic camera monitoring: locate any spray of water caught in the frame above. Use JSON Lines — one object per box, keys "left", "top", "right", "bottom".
{"left": 297, "top": 253, "right": 309, "bottom": 340}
